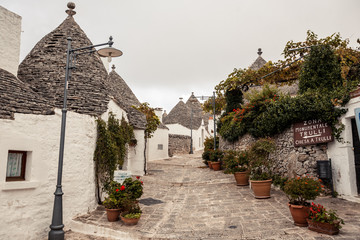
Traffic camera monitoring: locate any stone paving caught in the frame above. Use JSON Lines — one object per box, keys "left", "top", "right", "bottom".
{"left": 68, "top": 151, "right": 360, "bottom": 240}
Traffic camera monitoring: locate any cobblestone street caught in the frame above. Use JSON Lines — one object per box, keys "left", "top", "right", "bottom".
{"left": 68, "top": 151, "right": 360, "bottom": 240}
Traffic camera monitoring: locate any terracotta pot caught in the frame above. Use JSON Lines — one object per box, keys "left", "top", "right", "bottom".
{"left": 105, "top": 208, "right": 121, "bottom": 222}
{"left": 212, "top": 161, "right": 221, "bottom": 171}
{"left": 208, "top": 161, "right": 213, "bottom": 169}
{"left": 288, "top": 203, "right": 309, "bottom": 227}
{"left": 234, "top": 171, "right": 249, "bottom": 186}
{"left": 307, "top": 218, "right": 340, "bottom": 235}
{"left": 120, "top": 214, "right": 141, "bottom": 226}
{"left": 250, "top": 179, "right": 272, "bottom": 199}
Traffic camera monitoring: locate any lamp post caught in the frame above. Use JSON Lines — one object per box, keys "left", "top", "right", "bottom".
{"left": 48, "top": 34, "right": 122, "bottom": 240}
{"left": 190, "top": 108, "right": 194, "bottom": 154}
{"left": 195, "top": 92, "right": 217, "bottom": 150}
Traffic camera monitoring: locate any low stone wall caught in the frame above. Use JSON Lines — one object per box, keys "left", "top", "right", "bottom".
{"left": 219, "top": 125, "right": 329, "bottom": 178}
{"left": 169, "top": 134, "right": 191, "bottom": 157}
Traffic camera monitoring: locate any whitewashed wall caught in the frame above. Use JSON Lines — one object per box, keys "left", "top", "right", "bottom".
{"left": 0, "top": 6, "right": 21, "bottom": 76}
{"left": 127, "top": 130, "right": 146, "bottom": 176}
{"left": 102, "top": 100, "right": 146, "bottom": 176}
{"left": 0, "top": 109, "right": 98, "bottom": 240}
{"left": 148, "top": 128, "right": 169, "bottom": 161}
{"left": 328, "top": 98, "right": 360, "bottom": 196}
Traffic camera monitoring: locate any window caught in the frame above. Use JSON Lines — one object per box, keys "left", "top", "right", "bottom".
{"left": 157, "top": 144, "right": 163, "bottom": 150}
{"left": 6, "top": 151, "right": 27, "bottom": 181}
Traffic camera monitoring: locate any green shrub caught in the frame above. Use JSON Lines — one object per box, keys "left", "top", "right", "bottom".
{"left": 284, "top": 176, "right": 324, "bottom": 206}
{"left": 222, "top": 150, "right": 249, "bottom": 174}
{"left": 248, "top": 138, "right": 276, "bottom": 180}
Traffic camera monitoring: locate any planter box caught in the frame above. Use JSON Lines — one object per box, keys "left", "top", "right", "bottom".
{"left": 307, "top": 219, "right": 340, "bottom": 235}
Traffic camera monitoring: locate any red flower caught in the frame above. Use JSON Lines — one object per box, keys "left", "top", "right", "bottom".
{"left": 136, "top": 176, "right": 140, "bottom": 180}
{"left": 120, "top": 185, "right": 125, "bottom": 191}
{"left": 116, "top": 189, "right": 119, "bottom": 192}
{"left": 141, "top": 181, "right": 144, "bottom": 185}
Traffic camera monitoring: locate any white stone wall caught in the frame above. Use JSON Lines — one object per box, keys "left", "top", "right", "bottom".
{"left": 327, "top": 98, "right": 360, "bottom": 196}
{"left": 127, "top": 129, "right": 146, "bottom": 176}
{"left": 0, "top": 109, "right": 98, "bottom": 240}
{"left": 102, "top": 100, "right": 146, "bottom": 176}
{"left": 0, "top": 6, "right": 21, "bottom": 76}
{"left": 148, "top": 128, "right": 169, "bottom": 161}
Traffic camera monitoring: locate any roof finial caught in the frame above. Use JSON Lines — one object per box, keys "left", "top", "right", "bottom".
{"left": 66, "top": 2, "right": 76, "bottom": 17}
{"left": 112, "top": 64, "right": 116, "bottom": 70}
{"left": 257, "top": 48, "right": 262, "bottom": 56}
{"left": 179, "top": 97, "right": 183, "bottom": 101}
{"left": 191, "top": 92, "right": 194, "bottom": 96}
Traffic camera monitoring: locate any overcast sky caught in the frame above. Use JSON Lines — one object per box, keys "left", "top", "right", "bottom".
{"left": 2, "top": 0, "right": 360, "bottom": 113}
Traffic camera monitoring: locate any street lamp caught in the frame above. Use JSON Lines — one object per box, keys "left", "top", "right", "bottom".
{"left": 48, "top": 27, "right": 122, "bottom": 240}
{"left": 195, "top": 92, "right": 217, "bottom": 150}
{"left": 190, "top": 108, "right": 194, "bottom": 154}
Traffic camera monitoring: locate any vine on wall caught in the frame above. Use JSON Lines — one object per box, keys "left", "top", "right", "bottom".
{"left": 217, "top": 39, "right": 360, "bottom": 143}
{"left": 94, "top": 112, "right": 135, "bottom": 202}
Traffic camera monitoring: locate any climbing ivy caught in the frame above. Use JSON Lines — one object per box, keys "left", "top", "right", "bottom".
{"left": 133, "top": 102, "right": 160, "bottom": 139}
{"left": 94, "top": 112, "right": 135, "bottom": 202}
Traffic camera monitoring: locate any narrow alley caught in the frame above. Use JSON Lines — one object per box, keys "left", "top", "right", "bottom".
{"left": 67, "top": 151, "right": 360, "bottom": 240}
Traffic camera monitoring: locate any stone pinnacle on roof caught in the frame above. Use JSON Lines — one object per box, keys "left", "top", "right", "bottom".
{"left": 66, "top": 2, "right": 76, "bottom": 17}
{"left": 249, "top": 48, "right": 267, "bottom": 71}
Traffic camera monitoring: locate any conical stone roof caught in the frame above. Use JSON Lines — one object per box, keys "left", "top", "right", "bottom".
{"left": 249, "top": 48, "right": 267, "bottom": 71}
{"left": 164, "top": 96, "right": 203, "bottom": 130}
{"left": 0, "top": 68, "right": 54, "bottom": 119}
{"left": 17, "top": 14, "right": 109, "bottom": 116}
{"left": 106, "top": 66, "right": 146, "bottom": 129}
{"left": 107, "top": 66, "right": 141, "bottom": 107}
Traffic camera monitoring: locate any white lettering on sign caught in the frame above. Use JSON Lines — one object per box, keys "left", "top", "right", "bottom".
{"left": 294, "top": 119, "right": 333, "bottom": 147}
{"left": 113, "top": 170, "right": 132, "bottom": 184}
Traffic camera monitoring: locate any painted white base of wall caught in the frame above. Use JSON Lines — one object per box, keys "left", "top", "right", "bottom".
{"left": 68, "top": 219, "right": 139, "bottom": 240}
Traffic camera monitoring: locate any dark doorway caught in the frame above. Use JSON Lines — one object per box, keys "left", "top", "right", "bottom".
{"left": 350, "top": 118, "right": 360, "bottom": 194}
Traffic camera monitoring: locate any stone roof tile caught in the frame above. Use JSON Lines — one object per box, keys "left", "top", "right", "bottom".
{"left": 17, "top": 15, "right": 110, "bottom": 116}
{"left": 0, "top": 68, "right": 55, "bottom": 119}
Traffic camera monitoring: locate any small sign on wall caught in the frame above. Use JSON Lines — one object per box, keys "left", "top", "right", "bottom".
{"left": 113, "top": 170, "right": 132, "bottom": 184}
{"left": 294, "top": 119, "right": 333, "bottom": 147}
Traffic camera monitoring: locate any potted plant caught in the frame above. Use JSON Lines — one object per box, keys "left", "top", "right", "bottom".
{"left": 223, "top": 150, "right": 249, "bottom": 186}
{"left": 307, "top": 203, "right": 344, "bottom": 235}
{"left": 209, "top": 149, "right": 224, "bottom": 171}
{"left": 120, "top": 199, "right": 142, "bottom": 226}
{"left": 103, "top": 197, "right": 122, "bottom": 222}
{"left": 102, "top": 181, "right": 126, "bottom": 222}
{"left": 123, "top": 177, "right": 143, "bottom": 201}
{"left": 248, "top": 137, "right": 276, "bottom": 198}
{"left": 283, "top": 176, "right": 323, "bottom": 227}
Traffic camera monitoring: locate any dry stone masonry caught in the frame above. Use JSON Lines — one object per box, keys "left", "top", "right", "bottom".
{"left": 168, "top": 134, "right": 191, "bottom": 157}
{"left": 220, "top": 125, "right": 329, "bottom": 178}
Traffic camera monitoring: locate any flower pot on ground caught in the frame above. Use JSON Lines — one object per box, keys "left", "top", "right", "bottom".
{"left": 209, "top": 149, "right": 224, "bottom": 171}
{"left": 121, "top": 200, "right": 142, "bottom": 226}
{"left": 248, "top": 138, "right": 276, "bottom": 198}
{"left": 103, "top": 197, "right": 121, "bottom": 222}
{"left": 288, "top": 203, "right": 309, "bottom": 227}
{"left": 208, "top": 161, "right": 213, "bottom": 169}
{"left": 211, "top": 161, "right": 221, "bottom": 171}
{"left": 234, "top": 171, "right": 249, "bottom": 186}
{"left": 223, "top": 150, "right": 249, "bottom": 186}
{"left": 307, "top": 203, "right": 344, "bottom": 235}
{"left": 283, "top": 176, "right": 324, "bottom": 226}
